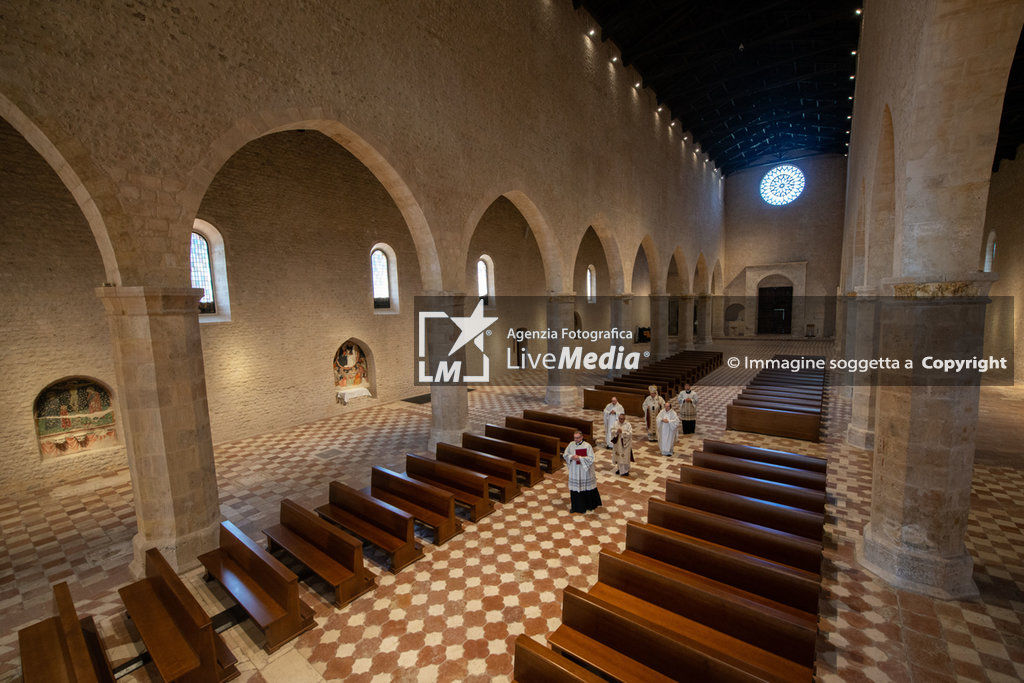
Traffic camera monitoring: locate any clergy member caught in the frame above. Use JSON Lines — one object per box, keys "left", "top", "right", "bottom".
{"left": 603, "top": 396, "right": 625, "bottom": 449}
{"left": 611, "top": 413, "right": 633, "bottom": 476}
{"left": 563, "top": 430, "right": 602, "bottom": 513}
{"left": 641, "top": 385, "right": 665, "bottom": 442}
{"left": 656, "top": 402, "right": 680, "bottom": 456}
{"left": 679, "top": 382, "right": 698, "bottom": 434}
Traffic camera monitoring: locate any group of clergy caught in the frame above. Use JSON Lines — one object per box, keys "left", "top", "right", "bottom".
{"left": 601, "top": 384, "right": 698, "bottom": 477}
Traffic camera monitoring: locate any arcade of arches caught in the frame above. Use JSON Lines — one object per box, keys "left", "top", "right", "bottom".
{"left": 2, "top": 1, "right": 1024, "bottom": 681}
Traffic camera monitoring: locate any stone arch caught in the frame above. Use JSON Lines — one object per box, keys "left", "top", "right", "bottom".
{"left": 635, "top": 234, "right": 664, "bottom": 295}
{"left": 0, "top": 93, "right": 122, "bottom": 285}
{"left": 865, "top": 105, "right": 895, "bottom": 287}
{"left": 692, "top": 252, "right": 709, "bottom": 294}
{"left": 333, "top": 338, "right": 375, "bottom": 400}
{"left": 667, "top": 247, "right": 691, "bottom": 295}
{"left": 34, "top": 376, "right": 118, "bottom": 459}
{"left": 182, "top": 112, "right": 443, "bottom": 292}
{"left": 711, "top": 259, "right": 725, "bottom": 337}
{"left": 573, "top": 220, "right": 625, "bottom": 295}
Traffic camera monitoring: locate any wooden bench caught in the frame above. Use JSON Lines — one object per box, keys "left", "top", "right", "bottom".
{"left": 369, "top": 466, "right": 462, "bottom": 544}
{"left": 263, "top": 498, "right": 376, "bottom": 607}
{"left": 664, "top": 480, "right": 824, "bottom": 540}
{"left": 742, "top": 386, "right": 824, "bottom": 400}
{"left": 199, "top": 521, "right": 315, "bottom": 653}
{"left": 647, "top": 498, "right": 823, "bottom": 574}
{"left": 701, "top": 440, "right": 827, "bottom": 473}
{"left": 549, "top": 585, "right": 810, "bottom": 683}
{"left": 512, "top": 635, "right": 605, "bottom": 682}
{"left": 692, "top": 452, "right": 827, "bottom": 491}
{"left": 316, "top": 481, "right": 424, "bottom": 573}
{"left": 18, "top": 582, "right": 116, "bottom": 683}
{"left": 624, "top": 521, "right": 821, "bottom": 613}
{"left": 436, "top": 442, "right": 520, "bottom": 502}
{"left": 522, "top": 410, "right": 593, "bottom": 441}
{"left": 726, "top": 404, "right": 822, "bottom": 443}
{"left": 678, "top": 465, "right": 826, "bottom": 513}
{"left": 582, "top": 388, "right": 644, "bottom": 417}
{"left": 119, "top": 548, "right": 239, "bottom": 683}
{"left": 405, "top": 453, "right": 494, "bottom": 521}
{"left": 732, "top": 398, "right": 822, "bottom": 415}
{"left": 738, "top": 393, "right": 823, "bottom": 410}
{"left": 462, "top": 433, "right": 543, "bottom": 486}
{"left": 504, "top": 417, "right": 576, "bottom": 450}
{"left": 594, "top": 383, "right": 649, "bottom": 395}
{"left": 595, "top": 548, "right": 818, "bottom": 665}
{"left": 484, "top": 424, "right": 562, "bottom": 472}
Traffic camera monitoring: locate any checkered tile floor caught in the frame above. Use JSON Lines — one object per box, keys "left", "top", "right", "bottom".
{"left": 1, "top": 340, "right": 1022, "bottom": 682}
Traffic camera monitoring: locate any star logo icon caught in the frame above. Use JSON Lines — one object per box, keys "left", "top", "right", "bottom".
{"left": 448, "top": 299, "right": 498, "bottom": 355}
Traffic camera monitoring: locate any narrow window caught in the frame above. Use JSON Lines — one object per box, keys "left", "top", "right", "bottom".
{"left": 371, "top": 248, "right": 390, "bottom": 308}
{"left": 984, "top": 232, "right": 997, "bottom": 273}
{"left": 477, "top": 255, "right": 495, "bottom": 306}
{"left": 190, "top": 232, "right": 216, "bottom": 314}
{"left": 586, "top": 264, "right": 597, "bottom": 303}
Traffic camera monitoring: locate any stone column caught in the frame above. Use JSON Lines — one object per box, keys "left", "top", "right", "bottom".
{"left": 649, "top": 295, "right": 669, "bottom": 360}
{"left": 609, "top": 295, "right": 632, "bottom": 377}
{"left": 545, "top": 294, "right": 577, "bottom": 405}
{"left": 856, "top": 276, "right": 994, "bottom": 599}
{"left": 846, "top": 286, "right": 880, "bottom": 449}
{"left": 97, "top": 286, "right": 220, "bottom": 575}
{"left": 423, "top": 294, "right": 469, "bottom": 450}
{"left": 680, "top": 295, "right": 695, "bottom": 349}
{"left": 696, "top": 295, "right": 713, "bottom": 344}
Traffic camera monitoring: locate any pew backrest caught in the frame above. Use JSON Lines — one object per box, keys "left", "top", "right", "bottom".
{"left": 328, "top": 481, "right": 414, "bottom": 541}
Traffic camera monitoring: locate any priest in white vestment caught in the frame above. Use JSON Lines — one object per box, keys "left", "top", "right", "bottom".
{"left": 603, "top": 397, "right": 625, "bottom": 449}
{"left": 611, "top": 413, "right": 633, "bottom": 476}
{"left": 641, "top": 385, "right": 666, "bottom": 442}
{"left": 656, "top": 403, "right": 680, "bottom": 456}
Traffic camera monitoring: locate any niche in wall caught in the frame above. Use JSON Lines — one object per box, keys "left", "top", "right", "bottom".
{"left": 334, "top": 339, "right": 373, "bottom": 404}
{"left": 35, "top": 378, "right": 117, "bottom": 459}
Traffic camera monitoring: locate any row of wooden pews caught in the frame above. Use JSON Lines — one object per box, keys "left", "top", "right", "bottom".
{"left": 584, "top": 350, "right": 723, "bottom": 416}
{"left": 513, "top": 438, "right": 827, "bottom": 682}
{"left": 726, "top": 355, "right": 828, "bottom": 442}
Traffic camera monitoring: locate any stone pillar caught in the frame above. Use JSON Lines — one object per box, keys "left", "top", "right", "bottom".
{"left": 856, "top": 277, "right": 994, "bottom": 599}
{"left": 97, "top": 286, "right": 220, "bottom": 576}
{"left": 680, "top": 295, "right": 695, "bottom": 349}
{"left": 846, "top": 286, "right": 880, "bottom": 449}
{"left": 545, "top": 294, "right": 577, "bottom": 405}
{"left": 423, "top": 294, "right": 468, "bottom": 450}
{"left": 650, "top": 295, "right": 669, "bottom": 360}
{"left": 609, "top": 295, "right": 632, "bottom": 377}
{"left": 696, "top": 295, "right": 713, "bottom": 344}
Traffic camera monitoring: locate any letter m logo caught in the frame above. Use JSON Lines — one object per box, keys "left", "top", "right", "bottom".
{"left": 433, "top": 361, "right": 462, "bottom": 383}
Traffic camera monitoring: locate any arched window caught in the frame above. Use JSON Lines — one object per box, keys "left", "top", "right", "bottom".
{"left": 586, "top": 264, "right": 597, "bottom": 303}
{"left": 477, "top": 255, "right": 495, "bottom": 306}
{"left": 191, "top": 219, "right": 231, "bottom": 322}
{"left": 370, "top": 243, "right": 400, "bottom": 313}
{"left": 983, "top": 232, "right": 997, "bottom": 273}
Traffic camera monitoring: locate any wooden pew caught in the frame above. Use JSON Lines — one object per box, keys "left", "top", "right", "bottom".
{"left": 512, "top": 635, "right": 605, "bottom": 683}
{"left": 316, "top": 481, "right": 424, "bottom": 573}
{"left": 18, "top": 582, "right": 116, "bottom": 683}
{"left": 582, "top": 388, "right": 644, "bottom": 417}
{"left": 504, "top": 417, "right": 576, "bottom": 449}
{"left": 199, "top": 521, "right": 315, "bottom": 653}
{"left": 732, "top": 398, "right": 822, "bottom": 415}
{"left": 263, "top": 499, "right": 376, "bottom": 607}
{"left": 701, "top": 440, "right": 827, "bottom": 473}
{"left": 548, "top": 586, "right": 810, "bottom": 683}
{"left": 664, "top": 480, "right": 824, "bottom": 540}
{"left": 738, "top": 392, "right": 823, "bottom": 409}
{"left": 484, "top": 424, "right": 562, "bottom": 472}
{"left": 594, "top": 383, "right": 649, "bottom": 395}
{"left": 405, "top": 453, "right": 494, "bottom": 521}
{"left": 119, "top": 548, "right": 239, "bottom": 683}
{"left": 647, "top": 498, "right": 823, "bottom": 574}
{"left": 463, "top": 433, "right": 543, "bottom": 486}
{"left": 522, "top": 410, "right": 593, "bottom": 441}
{"left": 624, "top": 521, "right": 821, "bottom": 613}
{"left": 726, "top": 404, "right": 822, "bottom": 443}
{"left": 742, "top": 386, "right": 824, "bottom": 399}
{"left": 595, "top": 549, "right": 818, "bottom": 666}
{"left": 369, "top": 466, "right": 462, "bottom": 544}
{"left": 692, "top": 452, "right": 827, "bottom": 491}
{"left": 436, "top": 443, "right": 520, "bottom": 502}
{"left": 677, "top": 465, "right": 826, "bottom": 513}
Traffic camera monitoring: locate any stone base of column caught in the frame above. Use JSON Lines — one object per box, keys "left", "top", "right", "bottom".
{"left": 856, "top": 523, "right": 978, "bottom": 600}
{"left": 846, "top": 424, "right": 875, "bottom": 450}
{"left": 428, "top": 427, "right": 464, "bottom": 453}
{"left": 130, "top": 519, "right": 220, "bottom": 577}
{"left": 545, "top": 385, "right": 578, "bottom": 406}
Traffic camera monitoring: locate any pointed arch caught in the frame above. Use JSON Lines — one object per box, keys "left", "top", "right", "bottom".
{"left": 182, "top": 111, "right": 443, "bottom": 291}
{"left": 693, "top": 252, "right": 710, "bottom": 295}
{"left": 577, "top": 219, "right": 626, "bottom": 295}
{"left": 667, "top": 247, "right": 691, "bottom": 295}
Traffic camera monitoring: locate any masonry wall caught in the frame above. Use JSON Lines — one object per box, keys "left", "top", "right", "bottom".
{"left": 723, "top": 154, "right": 847, "bottom": 335}
{"left": 983, "top": 152, "right": 1024, "bottom": 384}
{"left": 0, "top": 120, "right": 127, "bottom": 490}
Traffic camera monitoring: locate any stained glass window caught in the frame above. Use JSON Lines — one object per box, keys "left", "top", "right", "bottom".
{"left": 190, "top": 232, "right": 216, "bottom": 314}
{"left": 371, "top": 248, "right": 390, "bottom": 308}
{"left": 759, "top": 164, "right": 806, "bottom": 205}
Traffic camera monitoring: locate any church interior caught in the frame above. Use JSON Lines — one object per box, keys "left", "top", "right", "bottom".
{"left": 2, "top": 1, "right": 1023, "bottom": 681}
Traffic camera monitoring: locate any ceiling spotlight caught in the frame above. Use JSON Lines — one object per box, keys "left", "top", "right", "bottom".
{"left": 634, "top": 82, "right": 641, "bottom": 88}
{"left": 851, "top": 50, "right": 857, "bottom": 56}
{"left": 848, "top": 96, "right": 853, "bottom": 100}
{"left": 670, "top": 121, "right": 676, "bottom": 127}
{"left": 855, "top": 8, "right": 862, "bottom": 15}
{"left": 611, "top": 56, "right": 618, "bottom": 63}
{"left": 847, "top": 115, "right": 852, "bottom": 119}
{"left": 657, "top": 106, "right": 663, "bottom": 112}
{"left": 588, "top": 29, "right": 596, "bottom": 37}
{"left": 849, "top": 75, "right": 855, "bottom": 80}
